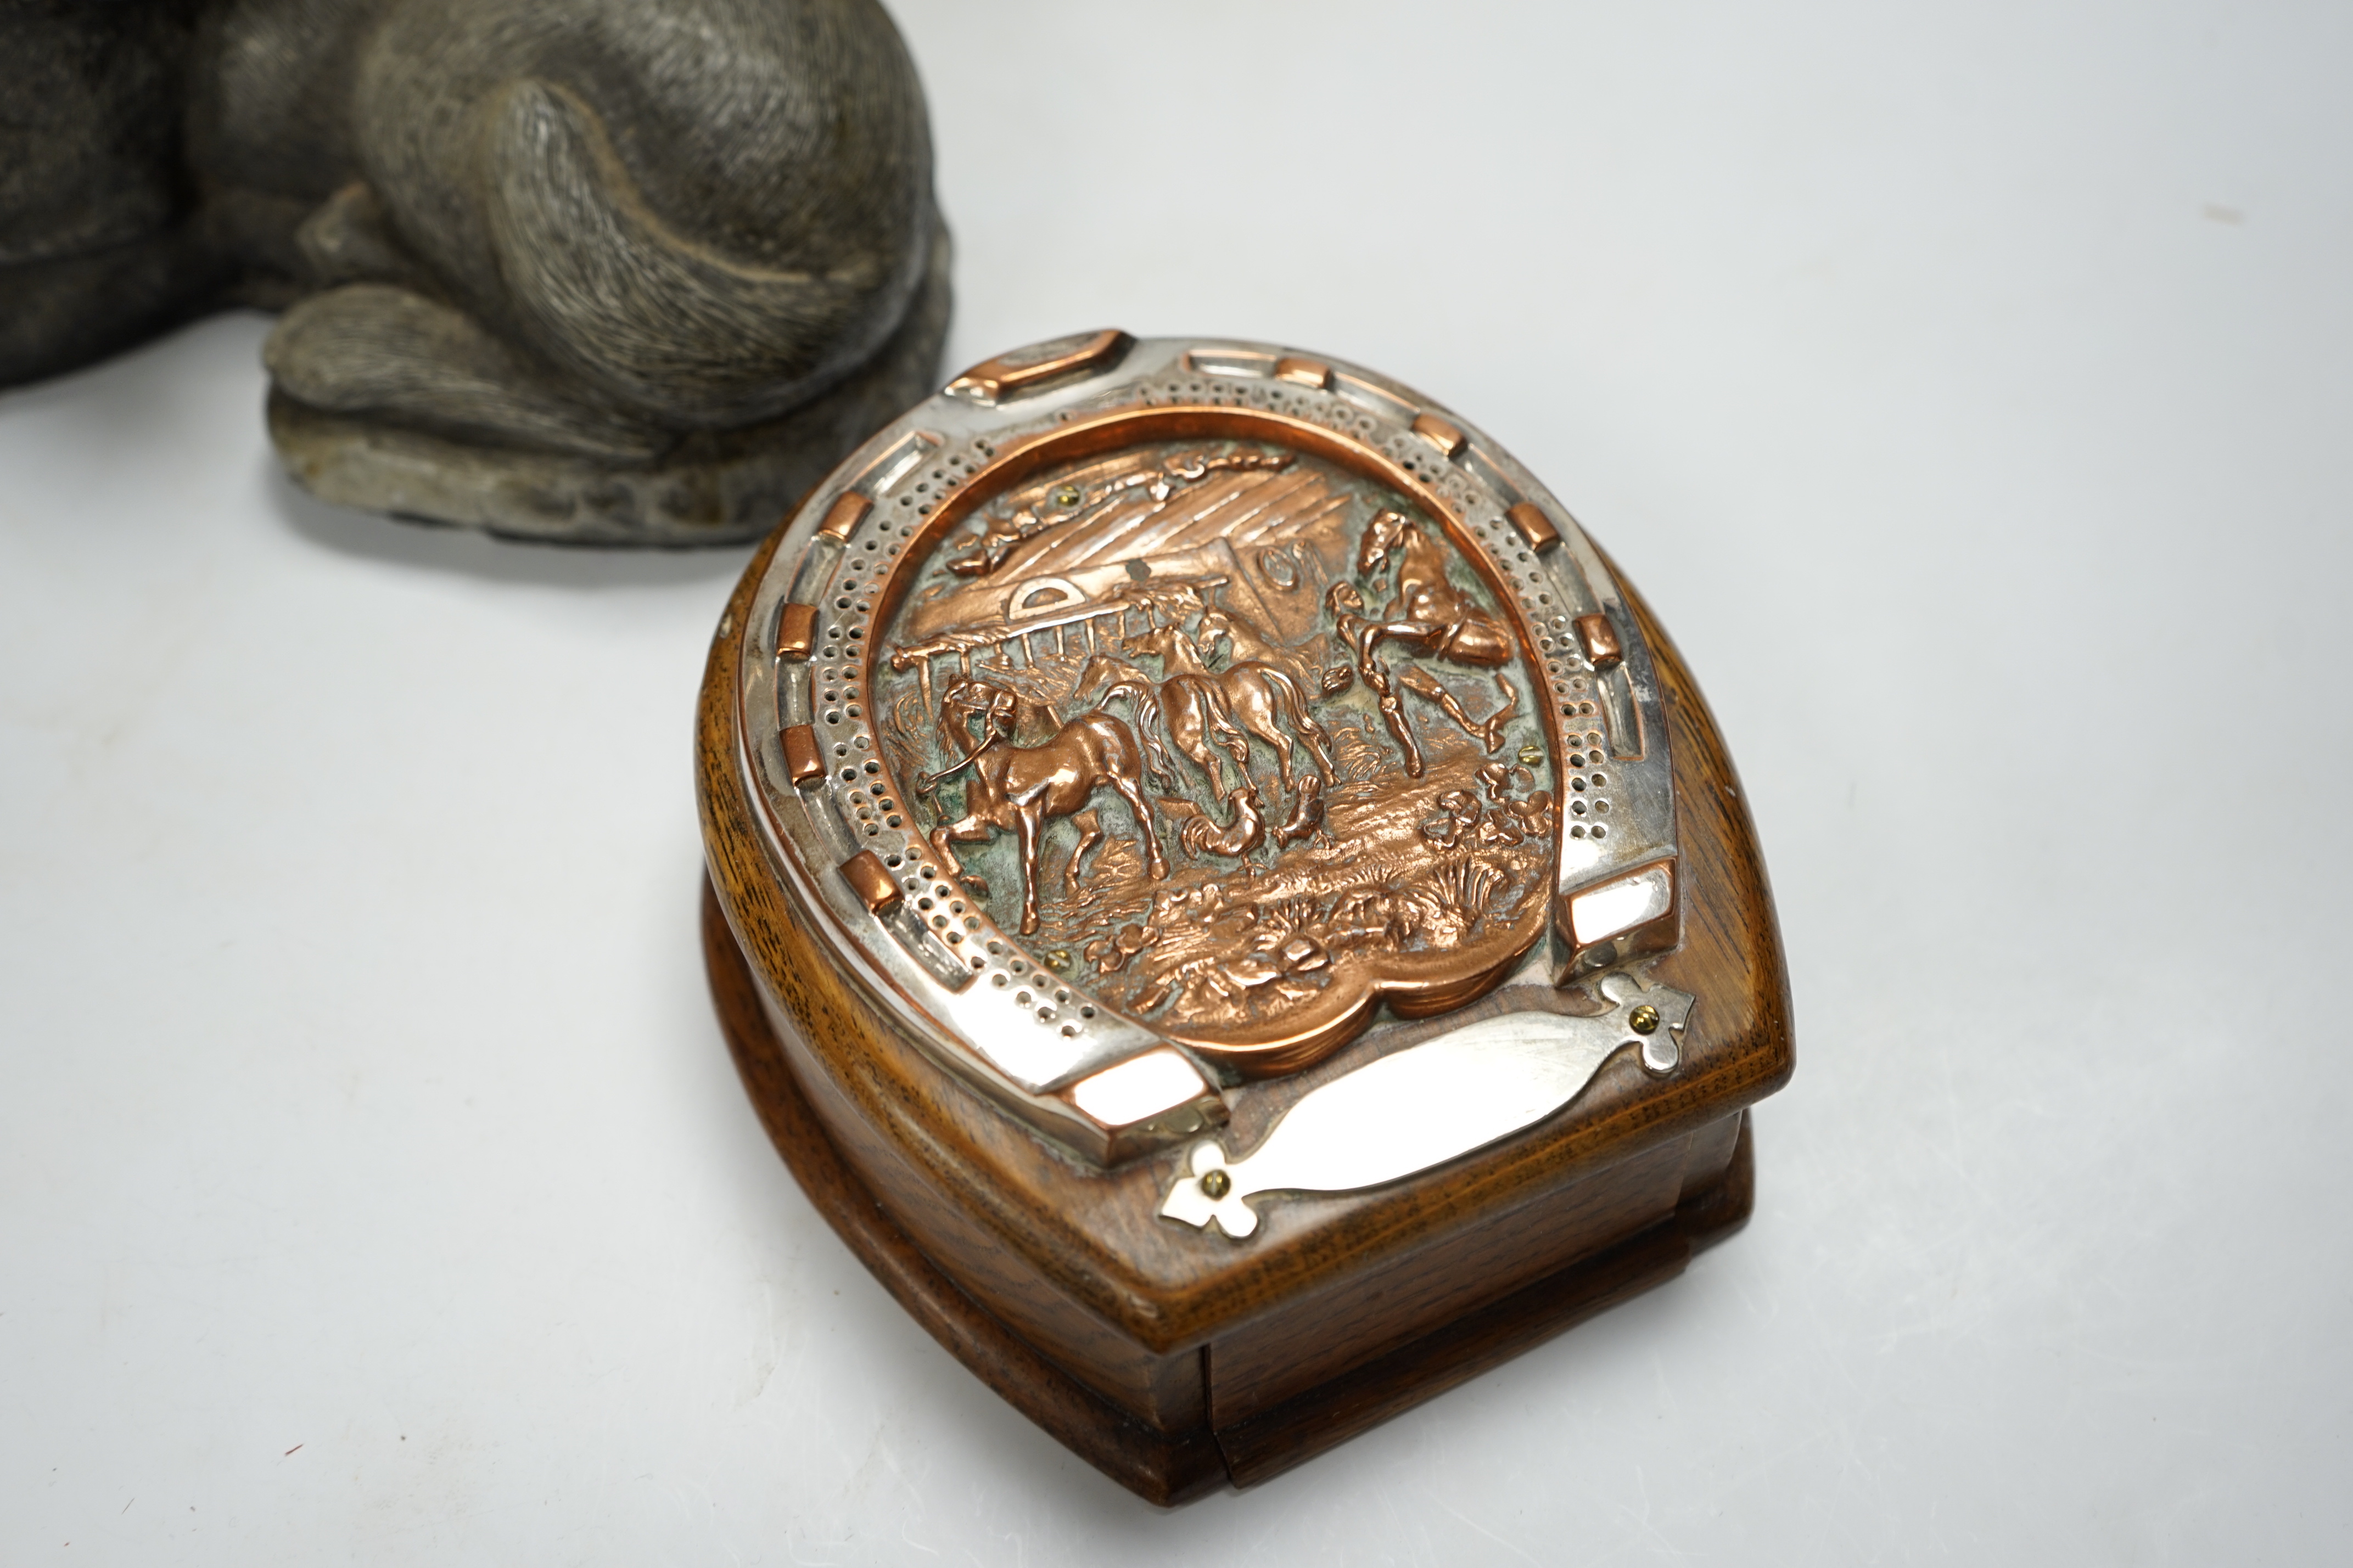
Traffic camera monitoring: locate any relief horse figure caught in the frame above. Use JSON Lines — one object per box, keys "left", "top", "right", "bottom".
{"left": 1195, "top": 599, "right": 1355, "bottom": 700}
{"left": 1128, "top": 622, "right": 1337, "bottom": 801}
{"left": 1072, "top": 621, "right": 1331, "bottom": 850}
{"left": 1340, "top": 509, "right": 1521, "bottom": 777}
{"left": 1070, "top": 644, "right": 1250, "bottom": 799}
{"left": 918, "top": 675, "right": 1167, "bottom": 934}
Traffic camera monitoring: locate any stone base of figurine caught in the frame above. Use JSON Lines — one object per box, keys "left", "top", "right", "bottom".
{"left": 266, "top": 228, "right": 951, "bottom": 547}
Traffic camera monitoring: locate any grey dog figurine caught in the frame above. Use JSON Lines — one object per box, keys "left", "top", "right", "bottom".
{"left": 0, "top": 0, "right": 949, "bottom": 544}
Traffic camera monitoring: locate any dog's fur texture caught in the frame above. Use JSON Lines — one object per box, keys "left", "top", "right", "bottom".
{"left": 1, "top": 0, "right": 949, "bottom": 543}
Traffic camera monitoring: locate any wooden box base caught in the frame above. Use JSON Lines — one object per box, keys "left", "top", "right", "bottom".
{"left": 705, "top": 879, "right": 1755, "bottom": 1503}
{"left": 696, "top": 400, "right": 1794, "bottom": 1502}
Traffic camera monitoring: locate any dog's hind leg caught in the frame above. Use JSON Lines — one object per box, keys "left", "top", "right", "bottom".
{"left": 266, "top": 281, "right": 668, "bottom": 462}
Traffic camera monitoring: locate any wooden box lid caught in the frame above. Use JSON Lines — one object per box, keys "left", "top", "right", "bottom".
{"left": 697, "top": 335, "right": 1792, "bottom": 1502}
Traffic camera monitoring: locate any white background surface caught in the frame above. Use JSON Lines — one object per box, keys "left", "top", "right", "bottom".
{"left": 4, "top": 2, "right": 2349, "bottom": 1561}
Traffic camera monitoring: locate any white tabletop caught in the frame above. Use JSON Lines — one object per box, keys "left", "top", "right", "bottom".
{"left": 5, "top": 2, "right": 2348, "bottom": 1560}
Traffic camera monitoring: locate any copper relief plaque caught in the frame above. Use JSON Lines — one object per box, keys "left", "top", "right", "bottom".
{"left": 738, "top": 335, "right": 1690, "bottom": 1237}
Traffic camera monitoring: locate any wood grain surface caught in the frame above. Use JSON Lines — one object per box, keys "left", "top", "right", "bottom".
{"left": 704, "top": 878, "right": 1755, "bottom": 1500}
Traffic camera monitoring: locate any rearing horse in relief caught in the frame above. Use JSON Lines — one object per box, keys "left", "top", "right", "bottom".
{"left": 1343, "top": 509, "right": 1521, "bottom": 777}
{"left": 918, "top": 675, "right": 1167, "bottom": 935}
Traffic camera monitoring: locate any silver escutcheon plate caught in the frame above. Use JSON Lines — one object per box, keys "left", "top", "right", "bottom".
{"left": 1160, "top": 974, "right": 1693, "bottom": 1237}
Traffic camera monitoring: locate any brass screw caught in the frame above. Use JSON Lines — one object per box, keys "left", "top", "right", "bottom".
{"left": 1052, "top": 485, "right": 1083, "bottom": 508}
{"left": 1628, "top": 1003, "right": 1660, "bottom": 1035}
{"left": 1200, "top": 1169, "right": 1232, "bottom": 1199}
{"left": 1518, "top": 744, "right": 1544, "bottom": 767}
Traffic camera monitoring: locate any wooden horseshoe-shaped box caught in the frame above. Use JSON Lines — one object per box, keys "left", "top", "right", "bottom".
{"left": 696, "top": 334, "right": 1793, "bottom": 1503}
